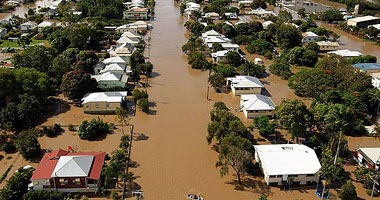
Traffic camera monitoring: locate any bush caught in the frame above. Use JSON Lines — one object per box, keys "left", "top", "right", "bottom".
{"left": 246, "top": 39, "right": 274, "bottom": 55}
{"left": 16, "top": 129, "right": 41, "bottom": 159}
{"left": 78, "top": 118, "right": 110, "bottom": 140}
{"left": 68, "top": 124, "right": 75, "bottom": 131}
{"left": 23, "top": 190, "right": 65, "bottom": 200}
{"left": 0, "top": 165, "right": 12, "bottom": 184}
{"left": 132, "top": 89, "right": 148, "bottom": 103}
{"left": 138, "top": 98, "right": 149, "bottom": 113}
{"left": 2, "top": 141, "right": 16, "bottom": 154}
{"left": 42, "top": 125, "right": 61, "bottom": 137}
{"left": 339, "top": 180, "right": 357, "bottom": 200}
{"left": 269, "top": 62, "right": 292, "bottom": 80}
{"left": 366, "top": 189, "right": 378, "bottom": 197}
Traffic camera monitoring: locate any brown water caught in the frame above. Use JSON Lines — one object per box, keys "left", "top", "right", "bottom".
{"left": 0, "top": 0, "right": 58, "bottom": 20}
{"left": 318, "top": 22, "right": 380, "bottom": 60}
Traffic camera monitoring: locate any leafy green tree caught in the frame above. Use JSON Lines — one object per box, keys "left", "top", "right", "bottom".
{"left": 188, "top": 52, "right": 211, "bottom": 70}
{"left": 208, "top": 73, "right": 225, "bottom": 91}
{"left": 298, "top": 8, "right": 306, "bottom": 17}
{"left": 320, "top": 9, "right": 343, "bottom": 22}
{"left": 137, "top": 98, "right": 149, "bottom": 113}
{"left": 12, "top": 46, "right": 57, "bottom": 72}
{"left": 132, "top": 89, "right": 148, "bottom": 103}
{"left": 237, "top": 61, "right": 265, "bottom": 78}
{"left": 216, "top": 133, "right": 253, "bottom": 185}
{"left": 254, "top": 116, "right": 277, "bottom": 137}
{"left": 75, "top": 50, "right": 99, "bottom": 73}
{"left": 104, "top": 149, "right": 127, "bottom": 188}
{"left": 213, "top": 101, "right": 229, "bottom": 110}
{"left": 130, "top": 51, "right": 145, "bottom": 68}
{"left": 338, "top": 180, "right": 357, "bottom": 200}
{"left": 365, "top": 26, "right": 380, "bottom": 40}
{"left": 225, "top": 51, "right": 244, "bottom": 67}
{"left": 318, "top": 148, "right": 345, "bottom": 183}
{"left": 269, "top": 62, "right": 292, "bottom": 79}
{"left": 138, "top": 62, "right": 154, "bottom": 76}
{"left": 348, "top": 55, "right": 377, "bottom": 65}
{"left": 60, "top": 70, "right": 97, "bottom": 100}
{"left": 78, "top": 118, "right": 110, "bottom": 140}
{"left": 119, "top": 135, "right": 130, "bottom": 150}
{"left": 0, "top": 168, "right": 33, "bottom": 200}
{"left": 17, "top": 35, "right": 31, "bottom": 49}
{"left": 275, "top": 24, "right": 302, "bottom": 50}
{"left": 278, "top": 10, "right": 293, "bottom": 22}
{"left": 306, "top": 41, "right": 320, "bottom": 52}
{"left": 214, "top": 65, "right": 235, "bottom": 77}
{"left": 276, "top": 100, "right": 311, "bottom": 143}
{"left": 288, "top": 69, "right": 334, "bottom": 98}
{"left": 16, "top": 129, "right": 41, "bottom": 159}
{"left": 246, "top": 39, "right": 274, "bottom": 55}
{"left": 48, "top": 28, "right": 70, "bottom": 52}
{"left": 23, "top": 190, "right": 65, "bottom": 200}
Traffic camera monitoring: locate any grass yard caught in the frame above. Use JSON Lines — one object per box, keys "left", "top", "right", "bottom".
{"left": 0, "top": 38, "right": 49, "bottom": 48}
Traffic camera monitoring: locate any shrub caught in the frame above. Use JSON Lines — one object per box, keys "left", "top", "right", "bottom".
{"left": 366, "top": 189, "right": 378, "bottom": 197}
{"left": 68, "top": 124, "right": 75, "bottom": 131}
{"left": 77, "top": 118, "right": 110, "bottom": 140}
{"left": 16, "top": 129, "right": 41, "bottom": 159}
{"left": 269, "top": 62, "right": 292, "bottom": 80}
{"left": 339, "top": 180, "right": 357, "bottom": 200}
{"left": 2, "top": 141, "right": 16, "bottom": 154}
{"left": 0, "top": 165, "right": 12, "bottom": 184}
{"left": 138, "top": 98, "right": 149, "bottom": 113}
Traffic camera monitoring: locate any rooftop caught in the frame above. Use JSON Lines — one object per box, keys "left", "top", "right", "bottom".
{"left": 348, "top": 15, "right": 380, "bottom": 23}
{"left": 227, "top": 76, "right": 264, "bottom": 88}
{"left": 352, "top": 63, "right": 380, "bottom": 71}
{"left": 241, "top": 94, "right": 275, "bottom": 111}
{"left": 358, "top": 147, "right": 380, "bottom": 163}
{"left": 82, "top": 91, "right": 128, "bottom": 104}
{"left": 328, "top": 49, "right": 363, "bottom": 57}
{"left": 254, "top": 144, "right": 321, "bottom": 176}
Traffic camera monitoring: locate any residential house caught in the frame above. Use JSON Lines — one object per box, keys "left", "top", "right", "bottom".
{"left": 254, "top": 144, "right": 321, "bottom": 186}
{"left": 328, "top": 49, "right": 363, "bottom": 59}
{"left": 29, "top": 150, "right": 105, "bottom": 193}
{"left": 316, "top": 41, "right": 339, "bottom": 52}
{"left": 238, "top": 94, "right": 275, "bottom": 118}
{"left": 263, "top": 21, "right": 274, "bottom": 29}
{"left": 121, "top": 31, "right": 141, "bottom": 39}
{"left": 224, "top": 12, "right": 238, "bottom": 19}
{"left": 82, "top": 92, "right": 127, "bottom": 114}
{"left": 354, "top": 147, "right": 380, "bottom": 170}
{"left": 99, "top": 63, "right": 132, "bottom": 75}
{"left": 302, "top": 31, "right": 319, "bottom": 43}
{"left": 116, "top": 36, "right": 140, "bottom": 46}
{"left": 221, "top": 43, "right": 240, "bottom": 52}
{"left": 91, "top": 72, "right": 128, "bottom": 89}
{"left": 5, "top": 0, "right": 20, "bottom": 6}
{"left": 352, "top": 63, "right": 380, "bottom": 74}
{"left": 116, "top": 21, "right": 148, "bottom": 34}
{"left": 204, "top": 12, "right": 220, "bottom": 20}
{"left": 211, "top": 50, "right": 231, "bottom": 63}
{"left": 0, "top": 28, "right": 7, "bottom": 39}
{"left": 226, "top": 75, "right": 264, "bottom": 95}
{"left": 37, "top": 21, "right": 55, "bottom": 32}
{"left": 20, "top": 21, "right": 36, "bottom": 32}
{"left": 238, "top": 0, "right": 253, "bottom": 7}
{"left": 371, "top": 72, "right": 380, "bottom": 90}
{"left": 123, "top": 7, "right": 148, "bottom": 20}
{"left": 108, "top": 43, "right": 135, "bottom": 57}
{"left": 347, "top": 16, "right": 380, "bottom": 28}
{"left": 95, "top": 56, "right": 129, "bottom": 74}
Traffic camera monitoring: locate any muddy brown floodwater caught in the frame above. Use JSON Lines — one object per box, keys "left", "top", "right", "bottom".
{"left": 0, "top": 0, "right": 59, "bottom": 20}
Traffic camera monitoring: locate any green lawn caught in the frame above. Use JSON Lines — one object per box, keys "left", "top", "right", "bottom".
{"left": 0, "top": 39, "right": 49, "bottom": 48}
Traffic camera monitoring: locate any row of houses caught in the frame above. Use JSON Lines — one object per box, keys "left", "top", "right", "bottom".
{"left": 123, "top": 0, "right": 149, "bottom": 20}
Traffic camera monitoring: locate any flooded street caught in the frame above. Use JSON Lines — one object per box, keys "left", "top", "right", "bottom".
{"left": 317, "top": 22, "right": 380, "bottom": 60}
{"left": 0, "top": 0, "right": 59, "bottom": 20}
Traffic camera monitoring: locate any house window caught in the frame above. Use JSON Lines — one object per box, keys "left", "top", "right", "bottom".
{"left": 269, "top": 175, "right": 276, "bottom": 178}
{"left": 306, "top": 174, "right": 315, "bottom": 177}
{"left": 106, "top": 103, "right": 109, "bottom": 108}
{"left": 95, "top": 103, "right": 99, "bottom": 108}
{"left": 74, "top": 178, "right": 81, "bottom": 185}
{"left": 59, "top": 179, "right": 67, "bottom": 185}
{"left": 86, "top": 104, "right": 89, "bottom": 108}
{"left": 276, "top": 175, "right": 282, "bottom": 178}
{"left": 33, "top": 181, "right": 39, "bottom": 185}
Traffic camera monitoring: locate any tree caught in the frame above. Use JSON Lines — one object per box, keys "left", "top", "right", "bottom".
{"left": 216, "top": 133, "right": 253, "bottom": 185}
{"left": 365, "top": 26, "right": 380, "bottom": 40}
{"left": 320, "top": 9, "right": 343, "bottom": 23}
{"left": 225, "top": 51, "right": 243, "bottom": 67}
{"left": 269, "top": 62, "right": 292, "bottom": 79}
{"left": 17, "top": 35, "right": 31, "bottom": 49}
{"left": 0, "top": 168, "right": 33, "bottom": 200}
{"left": 298, "top": 8, "right": 306, "bottom": 17}
{"left": 104, "top": 149, "right": 127, "bottom": 187}
{"left": 23, "top": 190, "right": 65, "bottom": 200}
{"left": 338, "top": 180, "right": 357, "bottom": 200}
{"left": 208, "top": 73, "right": 225, "bottom": 91}
{"left": 119, "top": 135, "right": 130, "bottom": 150}
{"left": 246, "top": 39, "right": 274, "bottom": 55}
{"left": 16, "top": 129, "right": 41, "bottom": 159}
{"left": 254, "top": 116, "right": 277, "bottom": 137}
{"left": 137, "top": 98, "right": 149, "bottom": 113}
{"left": 278, "top": 10, "right": 293, "bottom": 22}
{"left": 348, "top": 55, "right": 377, "bottom": 65}
{"left": 130, "top": 51, "right": 145, "bottom": 68}
{"left": 116, "top": 107, "right": 128, "bottom": 135}
{"left": 132, "top": 89, "right": 148, "bottom": 103}
{"left": 12, "top": 46, "right": 57, "bottom": 72}
{"left": 78, "top": 118, "right": 110, "bottom": 140}
{"left": 275, "top": 24, "right": 302, "bottom": 50}
{"left": 60, "top": 70, "right": 97, "bottom": 100}
{"left": 237, "top": 61, "right": 265, "bottom": 78}
{"left": 305, "top": 41, "right": 320, "bottom": 52}
{"left": 188, "top": 52, "right": 211, "bottom": 70}
{"left": 276, "top": 100, "right": 311, "bottom": 143}
{"left": 318, "top": 148, "right": 345, "bottom": 183}
{"left": 75, "top": 50, "right": 99, "bottom": 74}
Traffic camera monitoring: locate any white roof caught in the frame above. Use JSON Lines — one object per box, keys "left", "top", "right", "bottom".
{"left": 21, "top": 21, "right": 36, "bottom": 26}
{"left": 227, "top": 75, "right": 264, "bottom": 88}
{"left": 92, "top": 72, "right": 121, "bottom": 81}
{"left": 254, "top": 144, "right": 321, "bottom": 176}
{"left": 359, "top": 147, "right": 380, "bottom": 163}
{"left": 240, "top": 94, "right": 275, "bottom": 111}
{"left": 303, "top": 31, "right": 318, "bottom": 37}
{"left": 202, "top": 30, "right": 222, "bottom": 38}
{"left": 37, "top": 21, "right": 54, "bottom": 27}
{"left": 211, "top": 50, "right": 230, "bottom": 57}
{"left": 82, "top": 91, "right": 128, "bottom": 104}
{"left": 221, "top": 43, "right": 239, "bottom": 48}
{"left": 121, "top": 31, "right": 141, "bottom": 38}
{"left": 348, "top": 16, "right": 380, "bottom": 23}
{"left": 316, "top": 41, "right": 340, "bottom": 47}
{"left": 117, "top": 36, "right": 139, "bottom": 44}
{"left": 100, "top": 63, "right": 129, "bottom": 74}
{"left": 263, "top": 21, "right": 274, "bottom": 27}
{"left": 369, "top": 24, "right": 380, "bottom": 30}
{"left": 52, "top": 155, "right": 94, "bottom": 177}
{"left": 103, "top": 56, "right": 129, "bottom": 64}
{"left": 328, "top": 49, "right": 363, "bottom": 57}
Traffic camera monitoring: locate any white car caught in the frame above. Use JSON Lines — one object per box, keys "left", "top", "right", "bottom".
{"left": 255, "top": 58, "right": 264, "bottom": 65}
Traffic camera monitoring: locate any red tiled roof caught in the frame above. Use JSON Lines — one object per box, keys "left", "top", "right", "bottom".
{"left": 31, "top": 150, "right": 105, "bottom": 180}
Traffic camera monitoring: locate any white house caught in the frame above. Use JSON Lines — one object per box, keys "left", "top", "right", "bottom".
{"left": 347, "top": 16, "right": 380, "bottom": 28}
{"left": 221, "top": 43, "right": 240, "bottom": 52}
{"left": 204, "top": 12, "right": 220, "bottom": 20}
{"left": 238, "top": 0, "right": 253, "bottom": 7}
{"left": 99, "top": 63, "right": 132, "bottom": 75}
{"left": 226, "top": 75, "right": 264, "bottom": 95}
{"left": 82, "top": 92, "right": 128, "bottom": 113}
{"left": 328, "top": 49, "right": 363, "bottom": 59}
{"left": 121, "top": 31, "right": 141, "bottom": 39}
{"left": 371, "top": 72, "right": 380, "bottom": 90}
{"left": 254, "top": 144, "right": 321, "bottom": 186}
{"left": 238, "top": 94, "right": 275, "bottom": 118}
{"left": 262, "top": 21, "right": 274, "bottom": 29}
{"left": 224, "top": 12, "right": 238, "bottom": 19}
{"left": 302, "top": 31, "right": 319, "bottom": 43}
{"left": 20, "top": 21, "right": 36, "bottom": 32}
{"left": 108, "top": 43, "right": 135, "bottom": 57}
{"left": 211, "top": 50, "right": 230, "bottom": 63}
{"left": 316, "top": 41, "right": 339, "bottom": 52}
{"left": 37, "top": 21, "right": 54, "bottom": 32}
{"left": 0, "top": 28, "right": 7, "bottom": 39}
{"left": 354, "top": 147, "right": 380, "bottom": 170}
{"left": 116, "top": 36, "right": 140, "bottom": 46}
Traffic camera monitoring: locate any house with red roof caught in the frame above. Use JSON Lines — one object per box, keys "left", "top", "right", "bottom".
{"left": 29, "top": 149, "right": 105, "bottom": 193}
